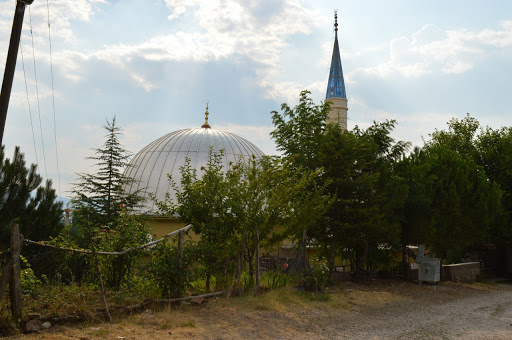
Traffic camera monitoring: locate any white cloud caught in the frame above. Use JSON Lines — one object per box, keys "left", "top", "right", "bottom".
{"left": 351, "top": 21, "right": 512, "bottom": 79}
{"left": 38, "top": 0, "right": 321, "bottom": 98}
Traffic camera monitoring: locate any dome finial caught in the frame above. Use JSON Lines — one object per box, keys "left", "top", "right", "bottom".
{"left": 201, "top": 101, "right": 211, "bottom": 128}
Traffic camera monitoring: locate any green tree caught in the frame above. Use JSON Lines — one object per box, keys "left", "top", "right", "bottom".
{"left": 270, "top": 90, "right": 409, "bottom": 275}
{"left": 70, "top": 117, "right": 149, "bottom": 288}
{"left": 0, "top": 146, "right": 63, "bottom": 246}
{"left": 476, "top": 126, "right": 512, "bottom": 246}
{"left": 72, "top": 116, "right": 143, "bottom": 226}
{"left": 402, "top": 115, "right": 502, "bottom": 261}
{"left": 0, "top": 146, "right": 64, "bottom": 280}
{"left": 163, "top": 150, "right": 237, "bottom": 291}
{"left": 270, "top": 90, "right": 328, "bottom": 171}
{"left": 157, "top": 149, "right": 327, "bottom": 291}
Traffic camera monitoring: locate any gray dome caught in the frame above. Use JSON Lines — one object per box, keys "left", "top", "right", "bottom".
{"left": 124, "top": 127, "right": 265, "bottom": 212}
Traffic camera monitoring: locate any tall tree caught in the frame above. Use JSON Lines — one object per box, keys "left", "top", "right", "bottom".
{"left": 70, "top": 117, "right": 148, "bottom": 288}
{"left": 476, "top": 126, "right": 512, "bottom": 246}
{"left": 72, "top": 117, "right": 143, "bottom": 226}
{"left": 404, "top": 114, "right": 502, "bottom": 261}
{"left": 270, "top": 90, "right": 328, "bottom": 171}
{"left": 0, "top": 146, "right": 63, "bottom": 246}
{"left": 271, "top": 91, "right": 409, "bottom": 274}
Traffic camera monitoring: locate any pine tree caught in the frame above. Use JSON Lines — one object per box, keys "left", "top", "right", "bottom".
{"left": 70, "top": 117, "right": 149, "bottom": 289}
{"left": 0, "top": 146, "right": 63, "bottom": 247}
{"left": 72, "top": 117, "right": 144, "bottom": 226}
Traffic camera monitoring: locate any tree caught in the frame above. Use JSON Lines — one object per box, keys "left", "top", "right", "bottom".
{"left": 401, "top": 115, "right": 502, "bottom": 261}
{"left": 72, "top": 116, "right": 143, "bottom": 226}
{"left": 476, "top": 126, "right": 512, "bottom": 246}
{"left": 70, "top": 117, "right": 149, "bottom": 288}
{"left": 156, "top": 148, "right": 327, "bottom": 291}
{"left": 0, "top": 146, "right": 63, "bottom": 246}
{"left": 0, "top": 146, "right": 64, "bottom": 280}
{"left": 270, "top": 90, "right": 329, "bottom": 171}
{"left": 270, "top": 90, "right": 409, "bottom": 275}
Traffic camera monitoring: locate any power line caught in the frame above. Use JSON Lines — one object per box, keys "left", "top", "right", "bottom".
{"left": 19, "top": 43, "right": 39, "bottom": 167}
{"left": 28, "top": 6, "right": 48, "bottom": 178}
{"left": 46, "top": 0, "right": 62, "bottom": 196}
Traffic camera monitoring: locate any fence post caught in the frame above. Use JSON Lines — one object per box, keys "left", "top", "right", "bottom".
{"left": 178, "top": 230, "right": 184, "bottom": 294}
{"left": 9, "top": 223, "right": 22, "bottom": 325}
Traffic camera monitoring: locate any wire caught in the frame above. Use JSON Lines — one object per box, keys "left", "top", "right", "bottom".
{"left": 28, "top": 6, "right": 48, "bottom": 179}
{"left": 46, "top": 0, "right": 62, "bottom": 196}
{"left": 19, "top": 43, "right": 40, "bottom": 167}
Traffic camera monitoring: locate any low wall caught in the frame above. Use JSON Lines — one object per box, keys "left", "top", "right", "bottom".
{"left": 331, "top": 272, "right": 353, "bottom": 282}
{"left": 442, "top": 262, "right": 480, "bottom": 283}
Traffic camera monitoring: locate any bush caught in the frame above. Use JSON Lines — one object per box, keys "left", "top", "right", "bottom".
{"left": 92, "top": 207, "right": 151, "bottom": 289}
{"left": 302, "top": 258, "right": 329, "bottom": 292}
{"left": 149, "top": 239, "right": 196, "bottom": 298}
{"left": 20, "top": 255, "right": 45, "bottom": 295}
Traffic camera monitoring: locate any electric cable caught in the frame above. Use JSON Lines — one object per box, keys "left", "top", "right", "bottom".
{"left": 46, "top": 0, "right": 62, "bottom": 196}
{"left": 19, "top": 42, "right": 40, "bottom": 167}
{"left": 28, "top": 6, "right": 48, "bottom": 178}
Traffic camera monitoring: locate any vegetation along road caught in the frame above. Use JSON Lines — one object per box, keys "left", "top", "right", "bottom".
{"left": 17, "top": 280, "right": 512, "bottom": 340}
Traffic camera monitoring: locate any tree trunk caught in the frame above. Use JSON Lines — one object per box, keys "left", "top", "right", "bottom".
{"left": 329, "top": 236, "right": 336, "bottom": 281}
{"left": 205, "top": 273, "right": 211, "bottom": 292}
{"left": 255, "top": 229, "right": 260, "bottom": 287}
{"left": 302, "top": 228, "right": 308, "bottom": 270}
{"left": 401, "top": 223, "right": 408, "bottom": 280}
{"left": 247, "top": 248, "right": 254, "bottom": 281}
{"left": 361, "top": 237, "right": 369, "bottom": 272}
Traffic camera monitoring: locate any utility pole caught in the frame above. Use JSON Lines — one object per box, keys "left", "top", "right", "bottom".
{"left": 0, "top": 0, "right": 35, "bottom": 146}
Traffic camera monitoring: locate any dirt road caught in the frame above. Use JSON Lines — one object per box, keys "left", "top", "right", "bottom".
{"left": 19, "top": 280, "right": 512, "bottom": 340}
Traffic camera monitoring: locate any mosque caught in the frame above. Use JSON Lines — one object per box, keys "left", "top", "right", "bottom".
{"left": 124, "top": 13, "right": 348, "bottom": 235}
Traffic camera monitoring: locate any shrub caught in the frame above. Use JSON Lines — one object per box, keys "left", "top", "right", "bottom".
{"left": 302, "top": 258, "right": 329, "bottom": 292}
{"left": 149, "top": 239, "right": 196, "bottom": 298}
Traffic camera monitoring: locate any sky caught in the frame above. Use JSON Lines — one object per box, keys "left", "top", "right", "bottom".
{"left": 1, "top": 0, "right": 512, "bottom": 199}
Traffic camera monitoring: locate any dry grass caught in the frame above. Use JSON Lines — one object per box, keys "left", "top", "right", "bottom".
{"left": 8, "top": 279, "right": 508, "bottom": 339}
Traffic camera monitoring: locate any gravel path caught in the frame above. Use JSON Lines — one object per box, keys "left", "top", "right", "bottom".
{"left": 329, "top": 284, "right": 512, "bottom": 340}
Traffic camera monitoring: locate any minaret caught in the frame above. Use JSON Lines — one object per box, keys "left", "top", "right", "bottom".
{"left": 325, "top": 11, "right": 348, "bottom": 130}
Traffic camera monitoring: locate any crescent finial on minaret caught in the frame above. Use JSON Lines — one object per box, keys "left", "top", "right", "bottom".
{"left": 334, "top": 10, "right": 338, "bottom": 33}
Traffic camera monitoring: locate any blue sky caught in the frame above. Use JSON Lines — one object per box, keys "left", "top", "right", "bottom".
{"left": 1, "top": 0, "right": 512, "bottom": 198}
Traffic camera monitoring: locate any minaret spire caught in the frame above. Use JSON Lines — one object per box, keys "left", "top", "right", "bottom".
{"left": 325, "top": 10, "right": 348, "bottom": 130}
{"left": 201, "top": 101, "right": 211, "bottom": 129}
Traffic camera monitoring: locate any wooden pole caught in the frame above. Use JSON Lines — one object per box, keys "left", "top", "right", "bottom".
{"left": 177, "top": 230, "right": 184, "bottom": 296}
{"left": 9, "top": 223, "right": 23, "bottom": 325}
{"left": 0, "top": 0, "right": 34, "bottom": 145}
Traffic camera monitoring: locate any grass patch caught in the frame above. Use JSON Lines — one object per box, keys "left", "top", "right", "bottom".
{"left": 88, "top": 328, "right": 111, "bottom": 337}
{"left": 297, "top": 291, "right": 331, "bottom": 302}
{"left": 176, "top": 321, "right": 196, "bottom": 328}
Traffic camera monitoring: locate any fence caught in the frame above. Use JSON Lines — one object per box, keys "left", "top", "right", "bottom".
{"left": 0, "top": 223, "right": 202, "bottom": 328}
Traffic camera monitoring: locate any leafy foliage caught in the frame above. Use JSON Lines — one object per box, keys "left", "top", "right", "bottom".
{"left": 270, "top": 91, "right": 409, "bottom": 273}
{"left": 93, "top": 206, "right": 151, "bottom": 288}
{"left": 149, "top": 239, "right": 196, "bottom": 298}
